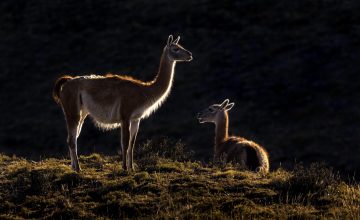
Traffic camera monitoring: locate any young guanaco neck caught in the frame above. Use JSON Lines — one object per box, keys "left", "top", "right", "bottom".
{"left": 214, "top": 111, "right": 229, "bottom": 155}
{"left": 148, "top": 48, "right": 176, "bottom": 100}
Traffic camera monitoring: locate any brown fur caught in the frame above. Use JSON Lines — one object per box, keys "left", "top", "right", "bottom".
{"left": 218, "top": 137, "right": 267, "bottom": 171}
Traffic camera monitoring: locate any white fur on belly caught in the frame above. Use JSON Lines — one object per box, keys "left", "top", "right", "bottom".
{"left": 92, "top": 120, "right": 122, "bottom": 131}
{"left": 81, "top": 91, "right": 122, "bottom": 130}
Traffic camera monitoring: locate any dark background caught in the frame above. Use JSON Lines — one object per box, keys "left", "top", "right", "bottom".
{"left": 0, "top": 0, "right": 359, "bottom": 174}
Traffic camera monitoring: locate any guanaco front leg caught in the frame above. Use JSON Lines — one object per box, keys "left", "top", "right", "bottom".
{"left": 128, "top": 119, "right": 140, "bottom": 171}
{"left": 120, "top": 120, "right": 130, "bottom": 171}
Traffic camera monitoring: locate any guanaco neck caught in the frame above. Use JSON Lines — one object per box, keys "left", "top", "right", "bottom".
{"left": 214, "top": 111, "right": 229, "bottom": 156}
{"left": 148, "top": 47, "right": 176, "bottom": 100}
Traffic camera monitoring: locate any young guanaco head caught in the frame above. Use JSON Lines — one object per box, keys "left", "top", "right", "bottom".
{"left": 197, "top": 99, "right": 234, "bottom": 124}
{"left": 165, "top": 35, "right": 193, "bottom": 62}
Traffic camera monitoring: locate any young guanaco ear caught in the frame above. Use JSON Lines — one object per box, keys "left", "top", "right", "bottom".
{"left": 167, "top": 35, "right": 173, "bottom": 46}
{"left": 224, "top": 102, "right": 235, "bottom": 111}
{"left": 173, "top": 36, "right": 180, "bottom": 44}
{"left": 220, "top": 99, "right": 230, "bottom": 109}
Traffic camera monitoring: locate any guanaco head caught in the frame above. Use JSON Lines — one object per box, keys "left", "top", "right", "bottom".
{"left": 165, "top": 35, "right": 193, "bottom": 62}
{"left": 197, "top": 99, "right": 235, "bottom": 124}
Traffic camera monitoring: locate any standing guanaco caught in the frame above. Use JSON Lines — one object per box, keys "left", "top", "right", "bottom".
{"left": 53, "top": 35, "right": 192, "bottom": 172}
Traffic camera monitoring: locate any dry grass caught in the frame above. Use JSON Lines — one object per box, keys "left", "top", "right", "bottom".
{"left": 0, "top": 142, "right": 359, "bottom": 219}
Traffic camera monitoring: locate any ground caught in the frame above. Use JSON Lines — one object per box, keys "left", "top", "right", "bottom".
{"left": 0, "top": 141, "right": 359, "bottom": 219}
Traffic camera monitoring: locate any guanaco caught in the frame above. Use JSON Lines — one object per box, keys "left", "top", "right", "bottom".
{"left": 197, "top": 99, "right": 269, "bottom": 173}
{"left": 53, "top": 35, "right": 192, "bottom": 172}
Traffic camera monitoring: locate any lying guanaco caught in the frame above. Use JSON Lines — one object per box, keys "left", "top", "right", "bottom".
{"left": 197, "top": 99, "right": 269, "bottom": 172}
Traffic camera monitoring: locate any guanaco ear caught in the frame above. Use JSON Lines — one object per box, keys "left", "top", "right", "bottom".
{"left": 173, "top": 36, "right": 180, "bottom": 44}
{"left": 167, "top": 35, "right": 173, "bottom": 46}
{"left": 220, "top": 99, "right": 229, "bottom": 109}
{"left": 224, "top": 102, "right": 235, "bottom": 111}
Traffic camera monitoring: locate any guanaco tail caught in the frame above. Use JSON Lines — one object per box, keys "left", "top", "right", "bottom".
{"left": 53, "top": 35, "right": 192, "bottom": 172}
{"left": 197, "top": 99, "right": 269, "bottom": 173}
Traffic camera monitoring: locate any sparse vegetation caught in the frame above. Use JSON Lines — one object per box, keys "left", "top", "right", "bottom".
{"left": 0, "top": 141, "right": 359, "bottom": 219}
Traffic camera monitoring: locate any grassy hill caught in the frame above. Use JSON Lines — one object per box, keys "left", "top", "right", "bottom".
{"left": 0, "top": 141, "right": 359, "bottom": 219}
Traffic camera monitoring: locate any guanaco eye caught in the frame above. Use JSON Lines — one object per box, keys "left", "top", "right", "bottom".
{"left": 173, "top": 47, "right": 179, "bottom": 52}
{"left": 208, "top": 108, "right": 214, "bottom": 113}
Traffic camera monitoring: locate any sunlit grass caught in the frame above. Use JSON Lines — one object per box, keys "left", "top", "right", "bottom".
{"left": 0, "top": 141, "right": 359, "bottom": 219}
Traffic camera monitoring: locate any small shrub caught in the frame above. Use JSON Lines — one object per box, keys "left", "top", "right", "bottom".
{"left": 135, "top": 138, "right": 194, "bottom": 162}
{"left": 274, "top": 163, "right": 340, "bottom": 205}
{"left": 135, "top": 138, "right": 194, "bottom": 171}
{"left": 55, "top": 172, "right": 83, "bottom": 188}
{"left": 29, "top": 169, "right": 56, "bottom": 195}
{"left": 136, "top": 154, "right": 159, "bottom": 171}
{"left": 80, "top": 153, "right": 104, "bottom": 170}
{"left": 133, "top": 172, "right": 150, "bottom": 183}
{"left": 291, "top": 163, "right": 340, "bottom": 193}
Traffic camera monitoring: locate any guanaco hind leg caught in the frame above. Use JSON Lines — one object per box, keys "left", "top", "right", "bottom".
{"left": 62, "top": 100, "right": 86, "bottom": 172}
